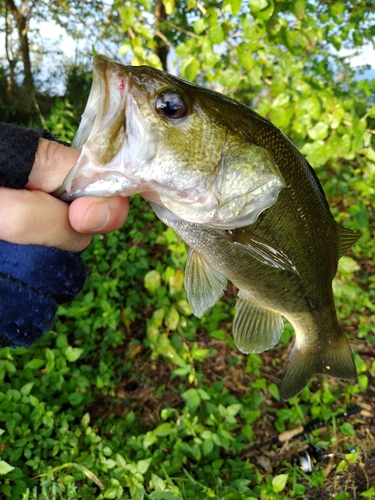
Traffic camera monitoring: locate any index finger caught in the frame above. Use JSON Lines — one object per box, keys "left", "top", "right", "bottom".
{"left": 26, "top": 139, "right": 80, "bottom": 193}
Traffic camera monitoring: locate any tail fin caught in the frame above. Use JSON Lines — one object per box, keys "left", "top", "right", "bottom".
{"left": 279, "top": 335, "right": 357, "bottom": 401}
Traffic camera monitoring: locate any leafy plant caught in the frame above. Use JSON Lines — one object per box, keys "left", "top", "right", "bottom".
{"left": 1, "top": 1, "right": 374, "bottom": 498}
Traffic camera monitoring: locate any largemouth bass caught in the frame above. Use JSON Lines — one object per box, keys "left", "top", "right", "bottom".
{"left": 56, "top": 55, "right": 359, "bottom": 400}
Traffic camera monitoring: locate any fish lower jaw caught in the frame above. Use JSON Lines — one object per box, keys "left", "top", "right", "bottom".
{"left": 151, "top": 183, "right": 283, "bottom": 228}
{"left": 58, "top": 174, "right": 149, "bottom": 201}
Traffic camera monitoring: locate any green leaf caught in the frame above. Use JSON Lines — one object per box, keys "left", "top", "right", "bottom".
{"left": 153, "top": 422, "right": 172, "bottom": 437}
{"left": 173, "top": 366, "right": 190, "bottom": 377}
{"left": 162, "top": 0, "right": 175, "bottom": 15}
{"left": 103, "top": 487, "right": 118, "bottom": 499}
{"left": 329, "top": 2, "right": 345, "bottom": 16}
{"left": 359, "top": 148, "right": 375, "bottom": 162}
{"left": 335, "top": 460, "right": 348, "bottom": 473}
{"left": 81, "top": 412, "right": 90, "bottom": 427}
{"left": 272, "top": 474, "right": 288, "bottom": 492}
{"left": 24, "top": 359, "right": 45, "bottom": 370}
{"left": 68, "top": 392, "right": 85, "bottom": 406}
{"left": 249, "top": 0, "right": 268, "bottom": 13}
{"left": 0, "top": 461, "right": 14, "bottom": 475}
{"left": 65, "top": 346, "right": 84, "bottom": 362}
{"left": 367, "top": 104, "right": 375, "bottom": 118}
{"left": 293, "top": 0, "right": 306, "bottom": 16}
{"left": 202, "top": 438, "right": 214, "bottom": 456}
{"left": 197, "top": 388, "right": 210, "bottom": 400}
{"left": 144, "top": 270, "right": 161, "bottom": 293}
{"left": 224, "top": 0, "right": 242, "bottom": 15}
{"left": 121, "top": 5, "right": 135, "bottom": 30}
{"left": 6, "top": 419, "right": 15, "bottom": 436}
{"left": 116, "top": 454, "right": 127, "bottom": 468}
{"left": 361, "top": 487, "right": 375, "bottom": 497}
{"left": 268, "top": 383, "right": 280, "bottom": 400}
{"left": 307, "top": 122, "right": 329, "bottom": 141}
{"left": 241, "top": 423, "right": 254, "bottom": 442}
{"left": 237, "top": 44, "right": 254, "bottom": 70}
{"left": 165, "top": 307, "right": 179, "bottom": 331}
{"left": 181, "top": 388, "right": 201, "bottom": 413}
{"left": 185, "top": 59, "right": 200, "bottom": 81}
{"left": 45, "top": 348, "right": 55, "bottom": 361}
{"left": 220, "top": 68, "right": 242, "bottom": 87}
{"left": 249, "top": 0, "right": 274, "bottom": 20}
{"left": 194, "top": 18, "right": 206, "bottom": 35}
{"left": 358, "top": 374, "right": 368, "bottom": 392}
{"left": 209, "top": 329, "right": 226, "bottom": 340}
{"left": 338, "top": 256, "right": 360, "bottom": 275}
{"left": 150, "top": 492, "right": 181, "bottom": 500}
{"left": 226, "top": 404, "right": 242, "bottom": 416}
{"left": 20, "top": 382, "right": 34, "bottom": 396}
{"left": 137, "top": 458, "right": 152, "bottom": 474}
{"left": 209, "top": 25, "right": 224, "bottom": 44}
{"left": 340, "top": 422, "right": 355, "bottom": 437}
{"left": 301, "top": 140, "right": 331, "bottom": 166}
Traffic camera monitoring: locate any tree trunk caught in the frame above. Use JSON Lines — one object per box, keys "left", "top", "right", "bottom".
{"left": 5, "top": 0, "right": 34, "bottom": 92}
{"left": 5, "top": 3, "right": 17, "bottom": 98}
{"left": 154, "top": 0, "right": 169, "bottom": 71}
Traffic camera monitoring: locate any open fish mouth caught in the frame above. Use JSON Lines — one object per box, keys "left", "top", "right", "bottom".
{"left": 54, "top": 55, "right": 285, "bottom": 228}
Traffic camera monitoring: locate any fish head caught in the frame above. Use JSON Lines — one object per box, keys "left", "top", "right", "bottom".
{"left": 57, "top": 55, "right": 285, "bottom": 228}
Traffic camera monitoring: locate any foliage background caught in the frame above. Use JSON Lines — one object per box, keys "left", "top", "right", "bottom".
{"left": 0, "top": 0, "right": 375, "bottom": 498}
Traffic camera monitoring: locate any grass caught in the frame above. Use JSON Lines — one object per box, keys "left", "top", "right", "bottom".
{"left": 0, "top": 188, "right": 374, "bottom": 499}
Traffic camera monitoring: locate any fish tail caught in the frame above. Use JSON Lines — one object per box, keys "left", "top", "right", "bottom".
{"left": 279, "top": 333, "right": 357, "bottom": 401}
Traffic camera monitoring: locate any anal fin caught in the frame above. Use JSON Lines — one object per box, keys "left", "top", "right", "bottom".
{"left": 233, "top": 291, "right": 284, "bottom": 354}
{"left": 185, "top": 249, "right": 227, "bottom": 318}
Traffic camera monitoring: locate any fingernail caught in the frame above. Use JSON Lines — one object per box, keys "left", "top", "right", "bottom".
{"left": 82, "top": 200, "right": 110, "bottom": 232}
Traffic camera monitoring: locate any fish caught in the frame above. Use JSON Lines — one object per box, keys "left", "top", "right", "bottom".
{"left": 55, "top": 55, "right": 359, "bottom": 400}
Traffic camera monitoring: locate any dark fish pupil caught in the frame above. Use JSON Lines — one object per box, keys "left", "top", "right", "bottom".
{"left": 162, "top": 101, "right": 179, "bottom": 115}
{"left": 156, "top": 92, "right": 187, "bottom": 119}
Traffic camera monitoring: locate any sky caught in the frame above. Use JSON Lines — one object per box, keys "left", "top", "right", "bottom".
{"left": 1, "top": 19, "right": 374, "bottom": 91}
{"left": 340, "top": 44, "right": 375, "bottom": 79}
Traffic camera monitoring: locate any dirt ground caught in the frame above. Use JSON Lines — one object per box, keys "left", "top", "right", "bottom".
{"left": 88, "top": 319, "right": 375, "bottom": 498}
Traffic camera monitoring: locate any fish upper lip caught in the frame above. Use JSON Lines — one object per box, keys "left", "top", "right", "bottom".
{"left": 72, "top": 58, "right": 130, "bottom": 164}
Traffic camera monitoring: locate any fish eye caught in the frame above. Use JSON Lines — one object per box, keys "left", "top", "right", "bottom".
{"left": 155, "top": 92, "right": 187, "bottom": 119}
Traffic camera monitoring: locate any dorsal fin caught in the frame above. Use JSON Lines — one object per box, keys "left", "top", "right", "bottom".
{"left": 337, "top": 224, "right": 360, "bottom": 258}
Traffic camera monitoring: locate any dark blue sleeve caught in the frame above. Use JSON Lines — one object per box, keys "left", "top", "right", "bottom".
{"left": 0, "top": 241, "right": 87, "bottom": 348}
{"left": 0, "top": 123, "right": 87, "bottom": 348}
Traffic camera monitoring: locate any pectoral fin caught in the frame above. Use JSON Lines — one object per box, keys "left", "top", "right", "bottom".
{"left": 185, "top": 249, "right": 228, "bottom": 318}
{"left": 226, "top": 228, "right": 299, "bottom": 275}
{"left": 233, "top": 291, "right": 284, "bottom": 353}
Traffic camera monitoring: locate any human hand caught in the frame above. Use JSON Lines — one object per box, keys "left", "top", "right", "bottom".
{"left": 0, "top": 138, "right": 129, "bottom": 252}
